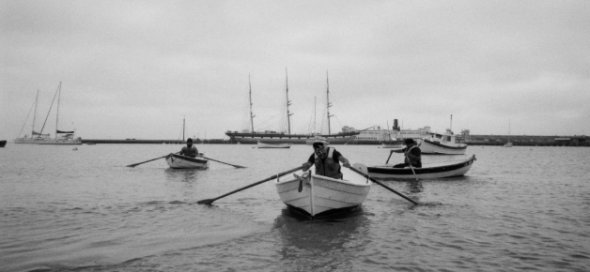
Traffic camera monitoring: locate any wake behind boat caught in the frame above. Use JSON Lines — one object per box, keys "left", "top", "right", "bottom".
{"left": 366, "top": 155, "right": 476, "bottom": 180}
{"left": 165, "top": 153, "right": 209, "bottom": 169}
{"left": 275, "top": 167, "right": 371, "bottom": 217}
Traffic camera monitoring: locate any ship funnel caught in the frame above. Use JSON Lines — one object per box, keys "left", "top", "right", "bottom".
{"left": 393, "top": 119, "right": 400, "bottom": 131}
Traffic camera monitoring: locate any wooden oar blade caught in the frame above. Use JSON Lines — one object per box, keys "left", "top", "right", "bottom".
{"left": 197, "top": 199, "right": 215, "bottom": 205}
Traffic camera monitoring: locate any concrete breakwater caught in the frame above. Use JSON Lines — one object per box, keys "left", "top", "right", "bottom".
{"left": 464, "top": 134, "right": 589, "bottom": 146}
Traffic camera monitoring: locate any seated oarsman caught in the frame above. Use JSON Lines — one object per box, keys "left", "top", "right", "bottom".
{"left": 179, "top": 138, "right": 199, "bottom": 158}
{"left": 393, "top": 138, "right": 422, "bottom": 168}
{"left": 302, "top": 137, "right": 351, "bottom": 179}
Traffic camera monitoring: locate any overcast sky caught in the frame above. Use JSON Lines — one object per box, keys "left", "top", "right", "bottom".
{"left": 2, "top": 0, "right": 589, "bottom": 140}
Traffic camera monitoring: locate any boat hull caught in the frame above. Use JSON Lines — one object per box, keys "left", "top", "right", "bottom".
{"left": 165, "top": 154, "right": 209, "bottom": 169}
{"left": 256, "top": 141, "right": 291, "bottom": 149}
{"left": 14, "top": 136, "right": 82, "bottom": 145}
{"left": 226, "top": 131, "right": 359, "bottom": 145}
{"left": 367, "top": 155, "right": 476, "bottom": 180}
{"left": 275, "top": 168, "right": 371, "bottom": 217}
{"left": 420, "top": 139, "right": 467, "bottom": 155}
{"left": 35, "top": 139, "right": 82, "bottom": 145}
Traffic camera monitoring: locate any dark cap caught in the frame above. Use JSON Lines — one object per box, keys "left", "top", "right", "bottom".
{"left": 404, "top": 138, "right": 416, "bottom": 145}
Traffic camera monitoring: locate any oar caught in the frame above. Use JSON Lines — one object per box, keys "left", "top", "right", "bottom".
{"left": 126, "top": 154, "right": 170, "bottom": 167}
{"left": 403, "top": 152, "right": 420, "bottom": 182}
{"left": 408, "top": 164, "right": 420, "bottom": 182}
{"left": 385, "top": 150, "right": 394, "bottom": 164}
{"left": 197, "top": 165, "right": 305, "bottom": 205}
{"left": 201, "top": 155, "right": 246, "bottom": 168}
{"left": 348, "top": 164, "right": 418, "bottom": 205}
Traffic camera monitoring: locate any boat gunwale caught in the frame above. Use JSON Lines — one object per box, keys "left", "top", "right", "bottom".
{"left": 368, "top": 154, "right": 476, "bottom": 175}
{"left": 169, "top": 153, "right": 208, "bottom": 164}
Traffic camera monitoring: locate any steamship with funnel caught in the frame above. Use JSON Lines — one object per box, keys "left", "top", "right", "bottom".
{"left": 225, "top": 71, "right": 359, "bottom": 145}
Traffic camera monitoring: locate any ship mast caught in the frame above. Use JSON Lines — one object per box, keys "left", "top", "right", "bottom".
{"left": 326, "top": 71, "right": 333, "bottom": 135}
{"left": 249, "top": 74, "right": 255, "bottom": 133}
{"left": 285, "top": 68, "right": 293, "bottom": 134}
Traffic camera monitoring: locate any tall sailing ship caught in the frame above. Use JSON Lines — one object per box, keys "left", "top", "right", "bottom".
{"left": 225, "top": 71, "right": 359, "bottom": 145}
{"left": 14, "top": 82, "right": 82, "bottom": 145}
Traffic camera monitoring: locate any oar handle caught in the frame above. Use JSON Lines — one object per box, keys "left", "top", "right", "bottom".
{"left": 347, "top": 166, "right": 418, "bottom": 205}
{"left": 197, "top": 165, "right": 305, "bottom": 205}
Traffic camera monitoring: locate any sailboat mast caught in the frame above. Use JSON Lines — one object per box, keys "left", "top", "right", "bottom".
{"left": 285, "top": 68, "right": 292, "bottom": 134}
{"left": 39, "top": 83, "right": 60, "bottom": 136}
{"left": 313, "top": 96, "right": 317, "bottom": 134}
{"left": 326, "top": 71, "right": 333, "bottom": 135}
{"left": 32, "top": 90, "right": 39, "bottom": 135}
{"left": 249, "top": 74, "right": 255, "bottom": 133}
{"left": 56, "top": 82, "right": 62, "bottom": 139}
{"left": 449, "top": 114, "right": 453, "bottom": 133}
{"left": 182, "top": 117, "right": 185, "bottom": 141}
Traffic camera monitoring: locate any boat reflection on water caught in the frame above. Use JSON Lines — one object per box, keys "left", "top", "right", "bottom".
{"left": 406, "top": 180, "right": 424, "bottom": 194}
{"left": 164, "top": 168, "right": 203, "bottom": 183}
{"left": 272, "top": 207, "right": 370, "bottom": 270}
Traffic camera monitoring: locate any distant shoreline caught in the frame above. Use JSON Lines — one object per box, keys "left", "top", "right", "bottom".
{"left": 81, "top": 134, "right": 589, "bottom": 146}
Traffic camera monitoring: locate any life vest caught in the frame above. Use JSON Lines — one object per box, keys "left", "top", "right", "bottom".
{"left": 314, "top": 147, "right": 342, "bottom": 179}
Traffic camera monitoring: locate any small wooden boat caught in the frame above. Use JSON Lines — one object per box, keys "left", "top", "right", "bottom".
{"left": 275, "top": 167, "right": 371, "bottom": 217}
{"left": 366, "top": 154, "right": 476, "bottom": 180}
{"left": 165, "top": 153, "right": 209, "bottom": 169}
{"left": 420, "top": 130, "right": 467, "bottom": 155}
{"left": 0, "top": 140, "right": 6, "bottom": 147}
{"left": 256, "top": 141, "right": 291, "bottom": 149}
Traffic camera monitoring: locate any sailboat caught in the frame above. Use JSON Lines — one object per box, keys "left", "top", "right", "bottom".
{"left": 225, "top": 71, "right": 359, "bottom": 145}
{"left": 16, "top": 82, "right": 82, "bottom": 145}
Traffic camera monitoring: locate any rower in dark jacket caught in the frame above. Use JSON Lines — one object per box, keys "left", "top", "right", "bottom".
{"left": 393, "top": 138, "right": 422, "bottom": 168}
{"left": 179, "top": 138, "right": 199, "bottom": 158}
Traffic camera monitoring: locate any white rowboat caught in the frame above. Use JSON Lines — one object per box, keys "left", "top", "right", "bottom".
{"left": 165, "top": 153, "right": 209, "bottom": 169}
{"left": 256, "top": 141, "right": 291, "bottom": 149}
{"left": 275, "top": 167, "right": 371, "bottom": 217}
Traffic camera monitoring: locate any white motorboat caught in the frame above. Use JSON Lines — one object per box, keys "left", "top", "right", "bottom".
{"left": 420, "top": 130, "right": 467, "bottom": 155}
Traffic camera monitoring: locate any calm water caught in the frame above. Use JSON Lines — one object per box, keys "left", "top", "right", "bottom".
{"left": 1, "top": 144, "right": 589, "bottom": 272}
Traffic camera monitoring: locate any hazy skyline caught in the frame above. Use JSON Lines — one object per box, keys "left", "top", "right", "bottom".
{"left": 2, "top": 0, "right": 589, "bottom": 140}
